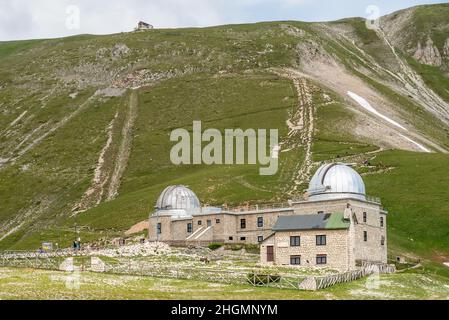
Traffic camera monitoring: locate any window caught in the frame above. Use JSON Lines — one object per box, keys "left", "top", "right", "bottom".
{"left": 240, "top": 219, "right": 246, "bottom": 229}
{"left": 258, "top": 236, "right": 264, "bottom": 243}
{"left": 380, "top": 217, "right": 384, "bottom": 228}
{"left": 216, "top": 219, "right": 221, "bottom": 224}
{"left": 240, "top": 237, "right": 246, "bottom": 241}
{"left": 316, "top": 255, "right": 327, "bottom": 265}
{"left": 364, "top": 231, "right": 368, "bottom": 242}
{"left": 290, "top": 236, "right": 301, "bottom": 247}
{"left": 187, "top": 223, "right": 193, "bottom": 234}
{"left": 198, "top": 220, "right": 202, "bottom": 226}
{"left": 363, "top": 212, "right": 367, "bottom": 223}
{"left": 290, "top": 256, "right": 301, "bottom": 265}
{"left": 381, "top": 236, "right": 385, "bottom": 246}
{"left": 157, "top": 223, "right": 162, "bottom": 235}
{"left": 229, "top": 237, "right": 234, "bottom": 241}
{"left": 316, "top": 235, "right": 327, "bottom": 246}
{"left": 257, "top": 217, "right": 264, "bottom": 228}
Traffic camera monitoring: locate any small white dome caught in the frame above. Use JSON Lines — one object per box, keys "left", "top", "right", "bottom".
{"left": 308, "top": 163, "right": 366, "bottom": 201}
{"left": 156, "top": 185, "right": 201, "bottom": 216}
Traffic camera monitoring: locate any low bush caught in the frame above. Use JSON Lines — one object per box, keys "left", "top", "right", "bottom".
{"left": 208, "top": 243, "right": 224, "bottom": 251}
{"left": 244, "top": 244, "right": 260, "bottom": 254}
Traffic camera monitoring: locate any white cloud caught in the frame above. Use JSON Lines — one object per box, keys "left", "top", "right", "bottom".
{"left": 0, "top": 0, "right": 224, "bottom": 40}
{"left": 0, "top": 0, "right": 442, "bottom": 41}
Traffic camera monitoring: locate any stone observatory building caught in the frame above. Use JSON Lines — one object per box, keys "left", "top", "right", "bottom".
{"left": 148, "top": 163, "right": 388, "bottom": 271}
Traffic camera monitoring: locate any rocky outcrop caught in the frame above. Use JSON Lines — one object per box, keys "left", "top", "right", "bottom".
{"left": 413, "top": 38, "right": 442, "bottom": 66}
{"left": 444, "top": 38, "right": 449, "bottom": 59}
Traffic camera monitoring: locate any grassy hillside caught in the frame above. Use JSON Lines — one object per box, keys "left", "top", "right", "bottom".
{"left": 0, "top": 4, "right": 449, "bottom": 280}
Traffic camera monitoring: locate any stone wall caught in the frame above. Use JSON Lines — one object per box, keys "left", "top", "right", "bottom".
{"left": 261, "top": 229, "right": 351, "bottom": 272}
{"left": 353, "top": 210, "right": 387, "bottom": 263}
{"left": 148, "top": 216, "right": 173, "bottom": 242}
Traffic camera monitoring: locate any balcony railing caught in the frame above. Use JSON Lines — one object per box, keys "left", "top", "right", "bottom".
{"left": 220, "top": 195, "right": 382, "bottom": 214}
{"left": 222, "top": 203, "right": 292, "bottom": 213}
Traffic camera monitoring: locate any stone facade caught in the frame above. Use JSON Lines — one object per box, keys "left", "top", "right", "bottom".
{"left": 260, "top": 229, "right": 350, "bottom": 271}
{"left": 148, "top": 163, "right": 389, "bottom": 271}
{"left": 149, "top": 208, "right": 296, "bottom": 244}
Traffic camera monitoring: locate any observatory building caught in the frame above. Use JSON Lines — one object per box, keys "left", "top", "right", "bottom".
{"left": 148, "top": 163, "right": 388, "bottom": 271}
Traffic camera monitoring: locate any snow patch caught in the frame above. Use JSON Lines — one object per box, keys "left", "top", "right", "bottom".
{"left": 347, "top": 91, "right": 431, "bottom": 153}
{"left": 398, "top": 134, "right": 431, "bottom": 153}
{"left": 347, "top": 91, "right": 407, "bottom": 131}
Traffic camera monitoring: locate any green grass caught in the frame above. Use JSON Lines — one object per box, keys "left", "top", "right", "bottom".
{"left": 313, "top": 100, "right": 378, "bottom": 162}
{"left": 364, "top": 151, "right": 449, "bottom": 270}
{"left": 408, "top": 57, "right": 449, "bottom": 105}
{"left": 411, "top": 3, "right": 449, "bottom": 51}
{"left": 0, "top": 40, "right": 46, "bottom": 60}
{"left": 0, "top": 267, "right": 448, "bottom": 300}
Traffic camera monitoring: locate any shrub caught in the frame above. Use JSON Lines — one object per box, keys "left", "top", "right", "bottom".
{"left": 225, "top": 244, "right": 243, "bottom": 251}
{"left": 244, "top": 244, "right": 260, "bottom": 254}
{"left": 208, "top": 243, "right": 223, "bottom": 251}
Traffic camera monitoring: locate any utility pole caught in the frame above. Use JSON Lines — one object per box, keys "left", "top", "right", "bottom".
{"left": 156, "top": 209, "right": 160, "bottom": 243}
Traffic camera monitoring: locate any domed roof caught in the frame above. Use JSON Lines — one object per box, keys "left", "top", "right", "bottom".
{"left": 156, "top": 185, "right": 201, "bottom": 215}
{"left": 308, "top": 163, "right": 366, "bottom": 201}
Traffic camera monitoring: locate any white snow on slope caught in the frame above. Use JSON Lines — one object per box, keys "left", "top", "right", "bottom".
{"left": 398, "top": 134, "right": 431, "bottom": 153}
{"left": 348, "top": 91, "right": 432, "bottom": 153}
{"left": 347, "top": 91, "right": 408, "bottom": 131}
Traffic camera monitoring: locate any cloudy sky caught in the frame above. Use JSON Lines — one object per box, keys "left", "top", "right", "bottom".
{"left": 0, "top": 0, "right": 446, "bottom": 41}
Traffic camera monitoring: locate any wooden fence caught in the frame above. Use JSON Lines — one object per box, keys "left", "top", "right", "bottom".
{"left": 300, "top": 263, "right": 396, "bottom": 291}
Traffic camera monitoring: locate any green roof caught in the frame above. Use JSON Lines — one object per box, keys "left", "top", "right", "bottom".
{"left": 272, "top": 213, "right": 350, "bottom": 232}
{"left": 324, "top": 212, "right": 351, "bottom": 230}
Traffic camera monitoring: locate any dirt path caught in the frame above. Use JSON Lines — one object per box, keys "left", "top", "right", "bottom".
{"left": 106, "top": 90, "right": 138, "bottom": 201}
{"left": 273, "top": 69, "right": 315, "bottom": 195}
{"left": 72, "top": 113, "right": 118, "bottom": 214}
{"left": 73, "top": 89, "right": 139, "bottom": 212}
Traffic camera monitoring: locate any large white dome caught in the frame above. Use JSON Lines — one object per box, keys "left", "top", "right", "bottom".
{"left": 307, "top": 163, "right": 366, "bottom": 201}
{"left": 156, "top": 185, "right": 201, "bottom": 215}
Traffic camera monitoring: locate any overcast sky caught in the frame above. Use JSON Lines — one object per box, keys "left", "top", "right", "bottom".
{"left": 0, "top": 0, "right": 446, "bottom": 41}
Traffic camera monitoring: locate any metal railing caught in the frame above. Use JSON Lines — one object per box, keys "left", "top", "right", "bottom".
{"left": 290, "top": 194, "right": 382, "bottom": 204}
{"left": 222, "top": 203, "right": 292, "bottom": 213}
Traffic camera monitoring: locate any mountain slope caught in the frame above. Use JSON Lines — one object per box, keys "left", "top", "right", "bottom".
{"left": 0, "top": 4, "right": 449, "bottom": 273}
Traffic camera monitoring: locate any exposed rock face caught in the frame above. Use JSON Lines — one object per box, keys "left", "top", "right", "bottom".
{"left": 413, "top": 38, "right": 442, "bottom": 66}
{"left": 111, "top": 43, "right": 130, "bottom": 59}
{"left": 444, "top": 38, "right": 449, "bottom": 58}
{"left": 96, "top": 43, "right": 130, "bottom": 61}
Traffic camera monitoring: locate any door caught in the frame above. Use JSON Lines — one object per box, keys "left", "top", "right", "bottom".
{"left": 267, "top": 246, "right": 274, "bottom": 262}
{"left": 207, "top": 220, "right": 212, "bottom": 227}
